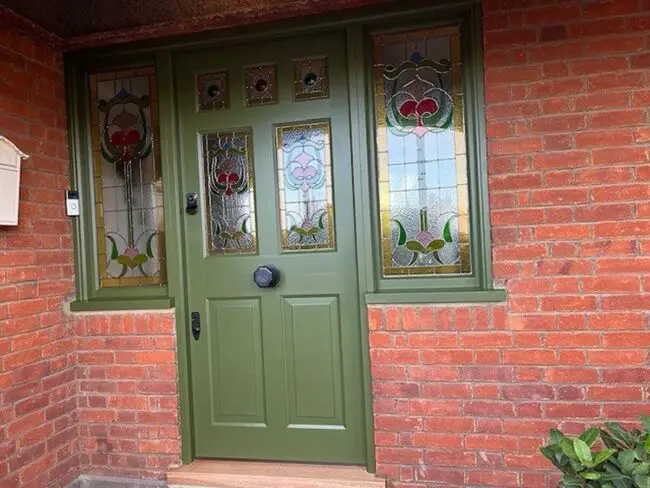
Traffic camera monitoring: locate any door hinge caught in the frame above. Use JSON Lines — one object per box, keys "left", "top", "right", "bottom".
{"left": 191, "top": 312, "right": 201, "bottom": 340}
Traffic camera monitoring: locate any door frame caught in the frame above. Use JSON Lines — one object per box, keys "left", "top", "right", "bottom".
{"left": 64, "top": 0, "right": 481, "bottom": 472}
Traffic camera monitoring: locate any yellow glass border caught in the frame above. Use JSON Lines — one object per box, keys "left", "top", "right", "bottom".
{"left": 203, "top": 129, "right": 258, "bottom": 255}
{"left": 372, "top": 25, "right": 471, "bottom": 277}
{"left": 196, "top": 70, "right": 230, "bottom": 111}
{"left": 89, "top": 68, "right": 167, "bottom": 288}
{"left": 275, "top": 120, "right": 336, "bottom": 253}
{"left": 292, "top": 56, "right": 330, "bottom": 102}
{"left": 243, "top": 63, "right": 279, "bottom": 107}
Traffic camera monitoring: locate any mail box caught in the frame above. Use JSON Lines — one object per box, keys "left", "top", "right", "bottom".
{"left": 0, "top": 136, "right": 29, "bottom": 226}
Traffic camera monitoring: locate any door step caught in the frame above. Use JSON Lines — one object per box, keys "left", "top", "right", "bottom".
{"left": 166, "top": 460, "right": 386, "bottom": 488}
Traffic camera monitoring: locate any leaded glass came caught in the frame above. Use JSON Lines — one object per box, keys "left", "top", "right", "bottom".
{"left": 90, "top": 67, "right": 166, "bottom": 288}
{"left": 203, "top": 130, "right": 258, "bottom": 254}
{"left": 373, "top": 25, "right": 471, "bottom": 277}
{"left": 276, "top": 121, "right": 335, "bottom": 252}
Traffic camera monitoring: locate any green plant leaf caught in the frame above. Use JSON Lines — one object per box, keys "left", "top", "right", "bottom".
{"left": 634, "top": 463, "right": 650, "bottom": 476}
{"left": 645, "top": 437, "right": 650, "bottom": 452}
{"left": 540, "top": 445, "right": 556, "bottom": 460}
{"left": 603, "top": 430, "right": 625, "bottom": 449}
{"left": 594, "top": 449, "right": 616, "bottom": 466}
{"left": 561, "top": 439, "right": 579, "bottom": 461}
{"left": 634, "top": 474, "right": 650, "bottom": 488}
{"left": 581, "top": 471, "right": 601, "bottom": 480}
{"left": 603, "top": 465, "right": 635, "bottom": 488}
{"left": 620, "top": 450, "right": 638, "bottom": 475}
{"left": 581, "top": 429, "right": 601, "bottom": 447}
{"left": 641, "top": 417, "right": 650, "bottom": 434}
{"left": 551, "top": 429, "right": 568, "bottom": 444}
{"left": 570, "top": 458, "right": 586, "bottom": 473}
{"left": 562, "top": 475, "right": 586, "bottom": 487}
{"left": 607, "top": 423, "right": 635, "bottom": 448}
{"left": 575, "top": 438, "right": 594, "bottom": 465}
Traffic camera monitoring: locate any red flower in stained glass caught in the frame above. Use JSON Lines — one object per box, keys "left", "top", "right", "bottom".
{"left": 110, "top": 129, "right": 142, "bottom": 162}
{"left": 398, "top": 98, "right": 440, "bottom": 137}
{"left": 217, "top": 171, "right": 240, "bottom": 196}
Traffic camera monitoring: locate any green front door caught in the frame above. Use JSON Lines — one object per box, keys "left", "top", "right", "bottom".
{"left": 175, "top": 30, "right": 367, "bottom": 463}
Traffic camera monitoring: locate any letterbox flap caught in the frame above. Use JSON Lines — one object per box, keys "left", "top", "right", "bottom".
{"left": 0, "top": 135, "right": 29, "bottom": 170}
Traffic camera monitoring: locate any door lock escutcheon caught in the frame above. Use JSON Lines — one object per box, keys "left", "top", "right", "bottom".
{"left": 186, "top": 192, "right": 198, "bottom": 215}
{"left": 191, "top": 312, "right": 201, "bottom": 340}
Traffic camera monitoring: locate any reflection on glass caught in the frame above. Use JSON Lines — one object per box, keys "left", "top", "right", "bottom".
{"left": 276, "top": 121, "right": 335, "bottom": 252}
{"left": 373, "top": 25, "right": 471, "bottom": 277}
{"left": 90, "top": 67, "right": 166, "bottom": 288}
{"left": 203, "top": 130, "right": 257, "bottom": 254}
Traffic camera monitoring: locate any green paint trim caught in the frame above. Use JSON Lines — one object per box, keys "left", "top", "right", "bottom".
{"left": 66, "top": 52, "right": 172, "bottom": 308}
{"left": 64, "top": 0, "right": 491, "bottom": 472}
{"left": 65, "top": 63, "right": 90, "bottom": 302}
{"left": 365, "top": 289, "right": 506, "bottom": 305}
{"left": 69, "top": 297, "right": 174, "bottom": 312}
{"left": 156, "top": 50, "right": 196, "bottom": 464}
{"left": 346, "top": 23, "right": 376, "bottom": 473}
{"left": 362, "top": 3, "right": 496, "bottom": 295}
{"left": 65, "top": 50, "right": 194, "bottom": 461}
{"left": 465, "top": 4, "right": 496, "bottom": 292}
{"left": 92, "top": 286, "right": 169, "bottom": 300}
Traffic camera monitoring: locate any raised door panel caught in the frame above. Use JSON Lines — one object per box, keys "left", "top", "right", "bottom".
{"left": 207, "top": 298, "right": 266, "bottom": 425}
{"left": 282, "top": 296, "right": 344, "bottom": 428}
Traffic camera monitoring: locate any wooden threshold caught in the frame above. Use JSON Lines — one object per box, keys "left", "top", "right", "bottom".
{"left": 166, "top": 460, "right": 386, "bottom": 488}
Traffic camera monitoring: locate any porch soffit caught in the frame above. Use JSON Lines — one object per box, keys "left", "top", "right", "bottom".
{"left": 2, "top": 0, "right": 392, "bottom": 49}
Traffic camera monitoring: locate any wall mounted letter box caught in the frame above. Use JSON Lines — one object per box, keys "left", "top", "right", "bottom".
{"left": 0, "top": 136, "right": 29, "bottom": 226}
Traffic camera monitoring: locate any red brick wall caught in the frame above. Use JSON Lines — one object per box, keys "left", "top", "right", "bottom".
{"left": 371, "top": 1, "right": 650, "bottom": 487}
{"left": 75, "top": 312, "right": 181, "bottom": 480}
{"left": 0, "top": 11, "right": 79, "bottom": 488}
{"left": 4, "top": 1, "right": 650, "bottom": 487}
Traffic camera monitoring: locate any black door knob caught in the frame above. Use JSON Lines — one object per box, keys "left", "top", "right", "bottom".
{"left": 254, "top": 265, "right": 281, "bottom": 288}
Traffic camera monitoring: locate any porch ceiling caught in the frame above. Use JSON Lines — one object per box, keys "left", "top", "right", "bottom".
{"left": 3, "top": 0, "right": 389, "bottom": 41}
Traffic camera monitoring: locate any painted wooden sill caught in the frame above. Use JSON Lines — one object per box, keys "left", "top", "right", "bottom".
{"left": 365, "top": 288, "right": 506, "bottom": 305}
{"left": 69, "top": 297, "right": 174, "bottom": 312}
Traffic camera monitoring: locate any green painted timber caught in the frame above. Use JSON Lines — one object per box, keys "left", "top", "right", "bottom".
{"left": 64, "top": 0, "right": 502, "bottom": 471}
{"left": 174, "top": 30, "right": 367, "bottom": 463}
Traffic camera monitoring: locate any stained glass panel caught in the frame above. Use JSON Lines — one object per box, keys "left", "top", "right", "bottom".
{"left": 203, "top": 130, "right": 257, "bottom": 254}
{"left": 373, "top": 25, "right": 471, "bottom": 277}
{"left": 197, "top": 71, "right": 230, "bottom": 111}
{"left": 244, "top": 64, "right": 278, "bottom": 107}
{"left": 276, "top": 121, "right": 335, "bottom": 252}
{"left": 293, "top": 56, "right": 330, "bottom": 101}
{"left": 90, "top": 67, "right": 166, "bottom": 288}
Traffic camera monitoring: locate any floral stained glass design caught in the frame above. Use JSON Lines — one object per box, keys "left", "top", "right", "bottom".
{"left": 244, "top": 64, "right": 278, "bottom": 107}
{"left": 90, "top": 67, "right": 166, "bottom": 288}
{"left": 203, "top": 130, "right": 257, "bottom": 254}
{"left": 276, "top": 121, "right": 335, "bottom": 252}
{"left": 373, "top": 25, "right": 471, "bottom": 277}
{"left": 293, "top": 56, "right": 329, "bottom": 101}
{"left": 197, "top": 71, "right": 230, "bottom": 111}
